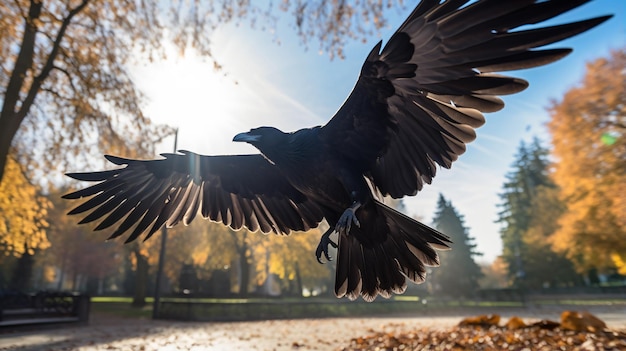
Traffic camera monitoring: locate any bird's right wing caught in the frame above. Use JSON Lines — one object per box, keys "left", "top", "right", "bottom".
{"left": 63, "top": 151, "right": 324, "bottom": 242}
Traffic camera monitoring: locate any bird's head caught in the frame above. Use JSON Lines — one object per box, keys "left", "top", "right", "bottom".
{"left": 233, "top": 127, "right": 288, "bottom": 160}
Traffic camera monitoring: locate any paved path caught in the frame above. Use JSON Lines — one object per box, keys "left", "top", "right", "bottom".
{"left": 1, "top": 306, "right": 625, "bottom": 350}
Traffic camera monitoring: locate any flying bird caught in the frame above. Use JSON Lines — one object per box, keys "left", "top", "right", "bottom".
{"left": 64, "top": 0, "right": 611, "bottom": 301}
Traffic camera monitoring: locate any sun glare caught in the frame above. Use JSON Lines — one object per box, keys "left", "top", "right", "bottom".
{"left": 133, "top": 50, "right": 260, "bottom": 156}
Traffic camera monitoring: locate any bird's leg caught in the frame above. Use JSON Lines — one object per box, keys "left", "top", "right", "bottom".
{"left": 315, "top": 227, "right": 338, "bottom": 263}
{"left": 335, "top": 201, "right": 361, "bottom": 235}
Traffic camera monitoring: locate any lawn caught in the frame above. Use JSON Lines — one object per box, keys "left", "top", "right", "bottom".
{"left": 90, "top": 295, "right": 626, "bottom": 321}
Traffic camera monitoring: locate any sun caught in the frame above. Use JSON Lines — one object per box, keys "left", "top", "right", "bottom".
{"left": 133, "top": 50, "right": 259, "bottom": 156}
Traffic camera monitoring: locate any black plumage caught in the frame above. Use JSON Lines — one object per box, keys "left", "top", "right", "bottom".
{"left": 64, "top": 0, "right": 611, "bottom": 301}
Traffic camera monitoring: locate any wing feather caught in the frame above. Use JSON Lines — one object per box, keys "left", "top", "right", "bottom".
{"left": 64, "top": 152, "right": 324, "bottom": 242}
{"left": 319, "top": 0, "right": 610, "bottom": 198}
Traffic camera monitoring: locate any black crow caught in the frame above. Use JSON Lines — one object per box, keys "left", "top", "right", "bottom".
{"left": 64, "top": 1, "right": 611, "bottom": 301}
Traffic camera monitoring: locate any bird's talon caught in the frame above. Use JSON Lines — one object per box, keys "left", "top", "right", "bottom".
{"left": 327, "top": 237, "right": 337, "bottom": 248}
{"left": 315, "top": 228, "right": 336, "bottom": 263}
{"left": 336, "top": 203, "right": 361, "bottom": 235}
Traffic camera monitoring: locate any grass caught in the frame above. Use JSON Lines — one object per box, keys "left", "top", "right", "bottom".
{"left": 89, "top": 295, "right": 625, "bottom": 321}
{"left": 533, "top": 299, "right": 626, "bottom": 306}
{"left": 92, "top": 296, "right": 153, "bottom": 303}
{"left": 90, "top": 296, "right": 435, "bottom": 320}
{"left": 91, "top": 301, "right": 153, "bottom": 319}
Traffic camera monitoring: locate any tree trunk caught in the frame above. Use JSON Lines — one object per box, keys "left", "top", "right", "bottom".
{"left": 10, "top": 250, "right": 34, "bottom": 291}
{"left": 294, "top": 261, "right": 303, "bottom": 296}
{"left": 71, "top": 271, "right": 78, "bottom": 290}
{"left": 132, "top": 248, "right": 149, "bottom": 308}
{"left": 238, "top": 245, "right": 250, "bottom": 297}
{"left": 228, "top": 229, "right": 251, "bottom": 297}
{"left": 0, "top": 1, "right": 43, "bottom": 183}
{"left": 56, "top": 251, "right": 67, "bottom": 290}
{"left": 0, "top": 0, "right": 90, "bottom": 183}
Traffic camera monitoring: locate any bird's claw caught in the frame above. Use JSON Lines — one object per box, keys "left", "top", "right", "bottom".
{"left": 335, "top": 205, "right": 361, "bottom": 235}
{"left": 315, "top": 228, "right": 338, "bottom": 263}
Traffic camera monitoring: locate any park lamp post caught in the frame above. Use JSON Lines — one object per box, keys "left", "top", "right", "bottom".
{"left": 152, "top": 127, "right": 178, "bottom": 319}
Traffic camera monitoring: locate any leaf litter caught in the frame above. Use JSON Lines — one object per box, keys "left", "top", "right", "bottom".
{"left": 340, "top": 311, "right": 626, "bottom": 351}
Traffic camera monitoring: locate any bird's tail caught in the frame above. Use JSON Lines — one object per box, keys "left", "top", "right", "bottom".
{"left": 335, "top": 200, "right": 451, "bottom": 301}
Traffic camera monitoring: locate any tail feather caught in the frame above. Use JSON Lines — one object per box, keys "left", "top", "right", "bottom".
{"left": 372, "top": 244, "right": 406, "bottom": 297}
{"left": 335, "top": 200, "right": 451, "bottom": 301}
{"left": 379, "top": 202, "right": 451, "bottom": 251}
{"left": 334, "top": 235, "right": 363, "bottom": 300}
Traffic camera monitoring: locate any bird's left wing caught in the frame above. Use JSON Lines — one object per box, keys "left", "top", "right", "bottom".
{"left": 319, "top": 0, "right": 611, "bottom": 198}
{"left": 63, "top": 151, "right": 324, "bottom": 242}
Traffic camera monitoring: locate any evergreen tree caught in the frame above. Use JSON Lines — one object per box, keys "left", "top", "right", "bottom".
{"left": 430, "top": 194, "right": 482, "bottom": 297}
{"left": 497, "top": 138, "right": 580, "bottom": 289}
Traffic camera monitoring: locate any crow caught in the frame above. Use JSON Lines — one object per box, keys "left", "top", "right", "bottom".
{"left": 63, "top": 1, "right": 611, "bottom": 301}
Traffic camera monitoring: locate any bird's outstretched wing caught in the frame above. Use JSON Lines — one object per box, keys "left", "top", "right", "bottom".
{"left": 63, "top": 151, "right": 324, "bottom": 242}
{"left": 319, "top": 0, "right": 611, "bottom": 198}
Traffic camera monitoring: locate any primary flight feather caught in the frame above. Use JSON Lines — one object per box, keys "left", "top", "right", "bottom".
{"left": 64, "top": 0, "right": 611, "bottom": 301}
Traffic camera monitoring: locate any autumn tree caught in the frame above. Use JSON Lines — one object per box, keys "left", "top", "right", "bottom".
{"left": 42, "top": 189, "right": 120, "bottom": 292}
{"left": 152, "top": 219, "right": 334, "bottom": 297}
{"left": 478, "top": 257, "right": 509, "bottom": 289}
{"left": 158, "top": 220, "right": 237, "bottom": 294}
{"left": 430, "top": 194, "right": 482, "bottom": 297}
{"left": 497, "top": 139, "right": 580, "bottom": 289}
{"left": 0, "top": 0, "right": 405, "bottom": 184}
{"left": 252, "top": 227, "right": 334, "bottom": 296}
{"left": 548, "top": 49, "right": 626, "bottom": 275}
{"left": 199, "top": 225, "right": 329, "bottom": 297}
{"left": 0, "top": 156, "right": 50, "bottom": 257}
{"left": 0, "top": 0, "right": 173, "bottom": 184}
{"left": 0, "top": 155, "right": 50, "bottom": 290}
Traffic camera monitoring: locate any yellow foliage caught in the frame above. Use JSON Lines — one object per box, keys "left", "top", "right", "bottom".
{"left": 252, "top": 228, "right": 331, "bottom": 287}
{"left": 611, "top": 254, "right": 626, "bottom": 276}
{"left": 42, "top": 265, "right": 57, "bottom": 283}
{"left": 0, "top": 156, "right": 51, "bottom": 256}
{"left": 153, "top": 220, "right": 238, "bottom": 284}
{"left": 116, "top": 213, "right": 332, "bottom": 292}
{"left": 548, "top": 49, "right": 626, "bottom": 272}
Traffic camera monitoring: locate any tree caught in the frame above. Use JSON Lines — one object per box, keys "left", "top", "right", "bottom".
{"left": 0, "top": 155, "right": 50, "bottom": 257}
{"left": 154, "top": 219, "right": 333, "bottom": 296}
{"left": 523, "top": 185, "right": 581, "bottom": 287}
{"left": 0, "top": 155, "right": 51, "bottom": 290}
{"left": 252, "top": 227, "right": 333, "bottom": 295}
{"left": 478, "top": 257, "right": 508, "bottom": 289}
{"left": 497, "top": 139, "right": 580, "bottom": 289}
{"left": 0, "top": 0, "right": 404, "bottom": 183}
{"left": 158, "top": 220, "right": 237, "bottom": 294}
{"left": 547, "top": 49, "right": 626, "bottom": 274}
{"left": 42, "top": 188, "right": 120, "bottom": 292}
{"left": 0, "top": 0, "right": 173, "bottom": 184}
{"left": 430, "top": 194, "right": 482, "bottom": 297}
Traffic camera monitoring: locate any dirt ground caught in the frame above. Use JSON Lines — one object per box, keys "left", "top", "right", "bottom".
{"left": 1, "top": 305, "right": 625, "bottom": 350}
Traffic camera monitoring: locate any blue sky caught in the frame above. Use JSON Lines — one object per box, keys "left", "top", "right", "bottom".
{"left": 132, "top": 1, "right": 625, "bottom": 263}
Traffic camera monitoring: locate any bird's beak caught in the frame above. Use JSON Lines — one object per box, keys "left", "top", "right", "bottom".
{"left": 233, "top": 132, "right": 260, "bottom": 143}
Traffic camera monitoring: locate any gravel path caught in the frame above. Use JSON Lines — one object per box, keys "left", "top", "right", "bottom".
{"left": 1, "top": 306, "right": 625, "bottom": 350}
{"left": 1, "top": 316, "right": 457, "bottom": 351}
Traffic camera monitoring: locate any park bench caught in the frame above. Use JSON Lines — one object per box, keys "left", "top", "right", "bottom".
{"left": 0, "top": 290, "right": 90, "bottom": 327}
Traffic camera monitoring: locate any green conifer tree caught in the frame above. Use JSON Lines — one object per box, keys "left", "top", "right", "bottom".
{"left": 431, "top": 194, "right": 483, "bottom": 297}
{"left": 497, "top": 138, "right": 580, "bottom": 289}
